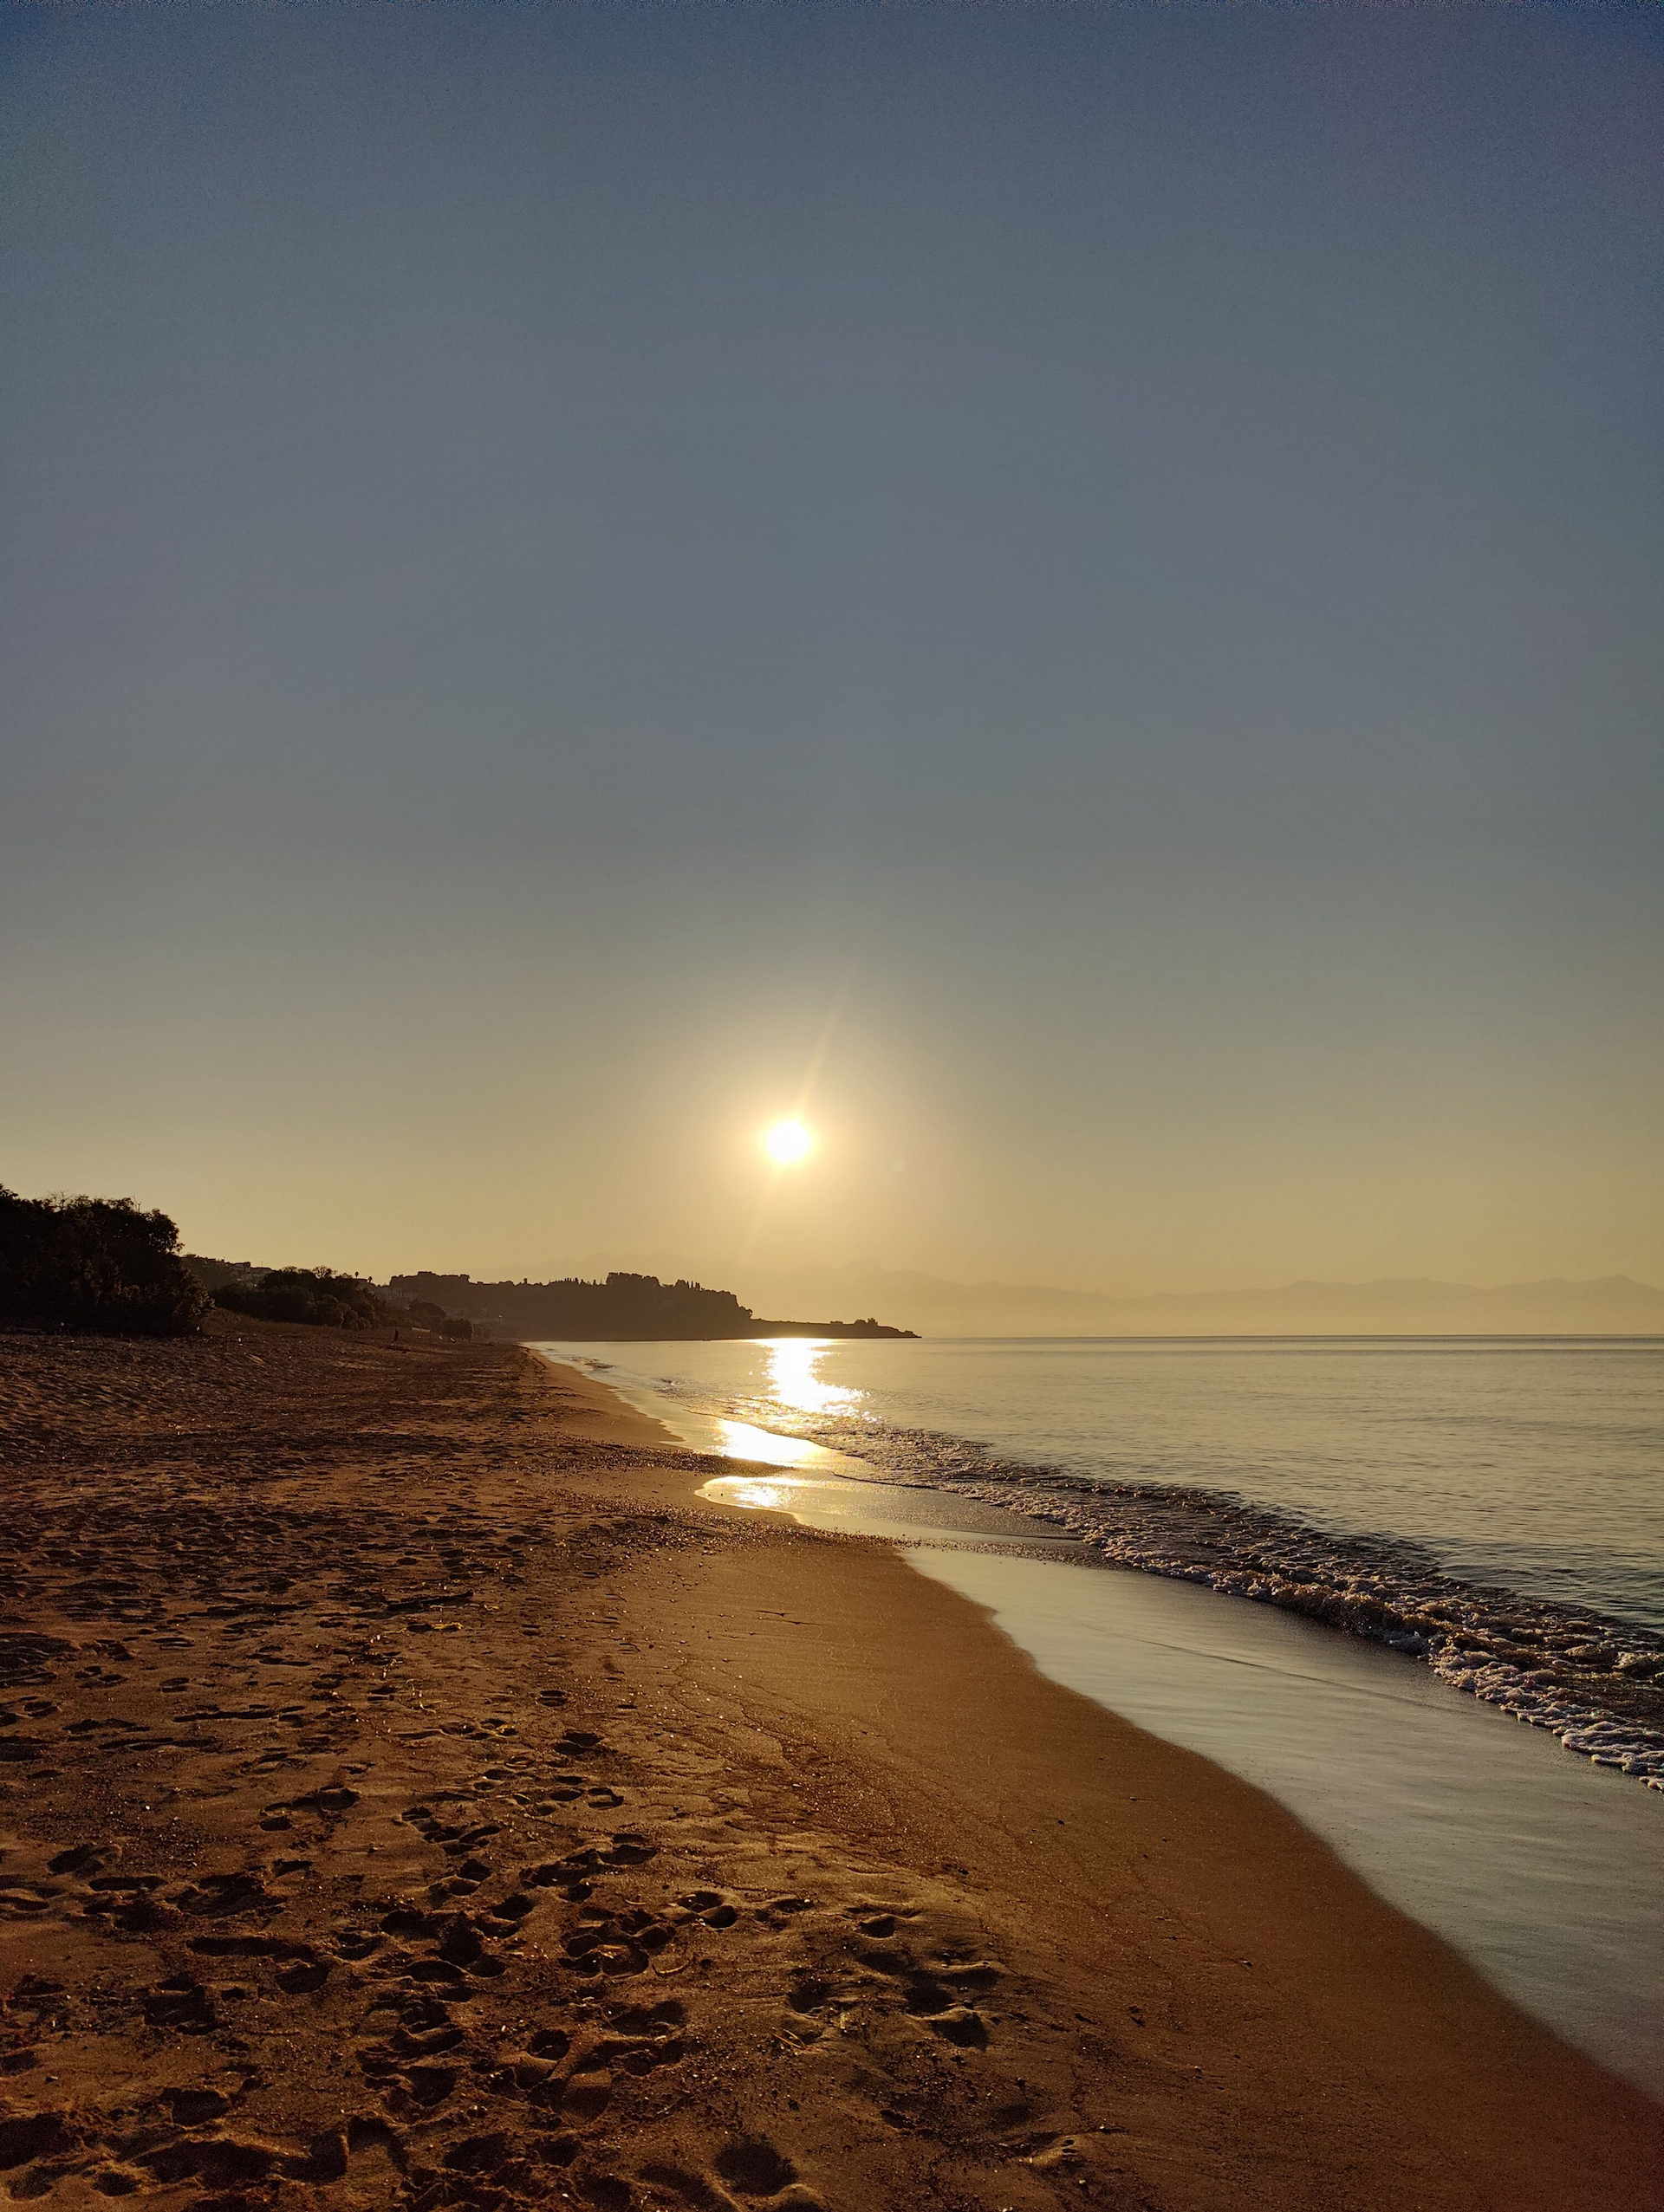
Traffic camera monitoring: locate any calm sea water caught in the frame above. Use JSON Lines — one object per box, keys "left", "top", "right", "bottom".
{"left": 533, "top": 1334, "right": 1664, "bottom": 2094}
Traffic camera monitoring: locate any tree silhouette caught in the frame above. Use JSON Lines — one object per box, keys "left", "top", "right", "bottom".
{"left": 0, "top": 1187, "right": 208, "bottom": 1337}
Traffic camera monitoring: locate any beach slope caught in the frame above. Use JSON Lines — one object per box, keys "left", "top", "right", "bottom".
{"left": 0, "top": 1329, "right": 1656, "bottom": 2211}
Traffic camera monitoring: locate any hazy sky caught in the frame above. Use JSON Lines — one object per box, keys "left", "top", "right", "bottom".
{"left": 3, "top": 3, "right": 1661, "bottom": 1294}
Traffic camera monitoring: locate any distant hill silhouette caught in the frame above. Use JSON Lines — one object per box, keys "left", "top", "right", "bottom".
{"left": 387, "top": 1270, "right": 914, "bottom": 1341}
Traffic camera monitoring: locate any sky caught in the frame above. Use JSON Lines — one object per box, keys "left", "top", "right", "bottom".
{"left": 3, "top": 2, "right": 1661, "bottom": 1296}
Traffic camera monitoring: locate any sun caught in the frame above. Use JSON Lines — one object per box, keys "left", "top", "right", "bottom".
{"left": 763, "top": 1117, "right": 814, "bottom": 1167}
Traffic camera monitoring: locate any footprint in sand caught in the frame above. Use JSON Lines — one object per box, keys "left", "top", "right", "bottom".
{"left": 0, "top": 1881, "right": 56, "bottom": 1920}
{"left": 488, "top": 2053, "right": 561, "bottom": 2103}
{"left": 161, "top": 2086, "right": 232, "bottom": 2125}
{"left": 559, "top": 2070, "right": 613, "bottom": 2122}
{"left": 186, "top": 1934, "right": 313, "bottom": 1967}
{"left": 402, "top": 1958, "right": 470, "bottom": 1990}
{"left": 382, "top": 1906, "right": 439, "bottom": 1939}
{"left": 713, "top": 2137, "right": 800, "bottom": 2197}
{"left": 562, "top": 1918, "right": 654, "bottom": 1979}
{"left": 601, "top": 1830, "right": 655, "bottom": 1868}
{"left": 362, "top": 1990, "right": 466, "bottom": 2066}
{"left": 674, "top": 1889, "right": 738, "bottom": 1929}
{"left": 433, "top": 1913, "right": 495, "bottom": 1969}
{"left": 0, "top": 2111, "right": 76, "bottom": 2171}
{"left": 275, "top": 1958, "right": 331, "bottom": 1995}
{"left": 344, "top": 2113, "right": 408, "bottom": 2173}
{"left": 604, "top": 1997, "right": 684, "bottom": 2036}
{"left": 89, "top": 2163, "right": 145, "bottom": 2194}
{"left": 0, "top": 1738, "right": 53, "bottom": 1768}
{"left": 595, "top": 2021, "right": 686, "bottom": 2078}
{"left": 439, "top": 2130, "right": 517, "bottom": 2176}
{"left": 171, "top": 1870, "right": 277, "bottom": 1917}
{"left": 408, "top": 2062, "right": 461, "bottom": 2105}
{"left": 140, "top": 1975, "right": 217, "bottom": 2032}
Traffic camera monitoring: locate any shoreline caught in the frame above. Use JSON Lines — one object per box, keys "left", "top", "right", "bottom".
{"left": 539, "top": 1350, "right": 1664, "bottom": 2190}
{"left": 0, "top": 1327, "right": 1658, "bottom": 2210}
{"left": 543, "top": 1337, "right": 1664, "bottom": 1793}
{"left": 552, "top": 1345, "right": 1664, "bottom": 2092}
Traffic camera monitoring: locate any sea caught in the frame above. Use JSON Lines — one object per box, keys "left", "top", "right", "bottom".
{"left": 531, "top": 1334, "right": 1664, "bottom": 2098}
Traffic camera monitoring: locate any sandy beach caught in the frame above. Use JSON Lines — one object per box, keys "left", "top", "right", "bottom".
{"left": 1, "top": 1326, "right": 1659, "bottom": 2212}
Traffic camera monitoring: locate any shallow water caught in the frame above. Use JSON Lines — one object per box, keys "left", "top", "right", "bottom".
{"left": 692, "top": 1463, "right": 1664, "bottom": 2095}
{"left": 534, "top": 1338, "right": 1664, "bottom": 2097}
{"left": 917, "top": 1550, "right": 1664, "bottom": 2099}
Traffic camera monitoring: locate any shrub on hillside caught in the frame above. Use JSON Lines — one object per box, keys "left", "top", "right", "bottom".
{"left": 214, "top": 1267, "right": 387, "bottom": 1330}
{"left": 182, "top": 1253, "right": 267, "bottom": 1295}
{"left": 0, "top": 1186, "right": 209, "bottom": 1337}
{"left": 384, "top": 1295, "right": 471, "bottom": 1339}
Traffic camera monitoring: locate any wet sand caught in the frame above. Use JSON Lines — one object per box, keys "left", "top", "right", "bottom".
{"left": 0, "top": 1327, "right": 1659, "bottom": 2211}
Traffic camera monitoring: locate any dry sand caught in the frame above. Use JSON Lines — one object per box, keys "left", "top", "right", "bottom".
{"left": 0, "top": 1327, "right": 1658, "bottom": 2212}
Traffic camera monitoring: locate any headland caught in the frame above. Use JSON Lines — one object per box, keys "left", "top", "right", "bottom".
{"left": 387, "top": 1273, "right": 916, "bottom": 1341}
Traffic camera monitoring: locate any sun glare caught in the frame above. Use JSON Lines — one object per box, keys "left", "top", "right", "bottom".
{"left": 763, "top": 1117, "right": 814, "bottom": 1166}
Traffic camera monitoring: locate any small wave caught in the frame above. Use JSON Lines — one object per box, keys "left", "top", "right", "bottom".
{"left": 655, "top": 1378, "right": 1664, "bottom": 1789}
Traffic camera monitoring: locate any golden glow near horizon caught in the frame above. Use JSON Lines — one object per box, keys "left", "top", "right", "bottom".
{"left": 763, "top": 1116, "right": 814, "bottom": 1166}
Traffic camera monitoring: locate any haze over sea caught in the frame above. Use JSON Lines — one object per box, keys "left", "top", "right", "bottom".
{"left": 540, "top": 1333, "right": 1664, "bottom": 2092}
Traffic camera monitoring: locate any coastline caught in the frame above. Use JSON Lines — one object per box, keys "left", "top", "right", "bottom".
{"left": 0, "top": 1328, "right": 1657, "bottom": 2211}
{"left": 550, "top": 1335, "right": 1664, "bottom": 1792}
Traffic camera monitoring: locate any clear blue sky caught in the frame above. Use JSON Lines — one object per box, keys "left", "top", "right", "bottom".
{"left": 3, "top": 3, "right": 1660, "bottom": 1291}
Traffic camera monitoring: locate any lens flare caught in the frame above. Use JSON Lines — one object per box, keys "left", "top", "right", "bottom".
{"left": 763, "top": 1117, "right": 814, "bottom": 1166}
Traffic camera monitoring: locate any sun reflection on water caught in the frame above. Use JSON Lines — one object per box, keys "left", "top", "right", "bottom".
{"left": 715, "top": 1418, "right": 821, "bottom": 1468}
{"left": 728, "top": 1480, "right": 791, "bottom": 1510}
{"left": 764, "top": 1337, "right": 861, "bottom": 1417}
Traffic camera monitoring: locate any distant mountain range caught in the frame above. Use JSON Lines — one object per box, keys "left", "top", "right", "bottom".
{"left": 729, "top": 1265, "right": 1664, "bottom": 1340}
